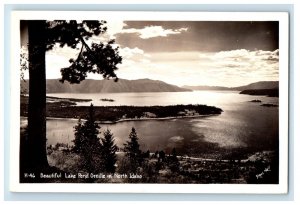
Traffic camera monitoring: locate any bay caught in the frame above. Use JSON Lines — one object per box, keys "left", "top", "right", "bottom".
{"left": 22, "top": 91, "right": 279, "bottom": 156}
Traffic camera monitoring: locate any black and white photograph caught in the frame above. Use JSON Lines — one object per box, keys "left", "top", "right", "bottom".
{"left": 10, "top": 11, "right": 289, "bottom": 193}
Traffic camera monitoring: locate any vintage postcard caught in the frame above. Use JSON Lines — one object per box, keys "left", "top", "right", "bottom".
{"left": 10, "top": 11, "right": 289, "bottom": 193}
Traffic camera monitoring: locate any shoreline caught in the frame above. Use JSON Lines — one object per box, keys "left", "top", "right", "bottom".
{"left": 21, "top": 113, "right": 219, "bottom": 124}
{"left": 99, "top": 113, "right": 219, "bottom": 124}
{"left": 21, "top": 95, "right": 223, "bottom": 122}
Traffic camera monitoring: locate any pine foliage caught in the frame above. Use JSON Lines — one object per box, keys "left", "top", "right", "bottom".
{"left": 73, "top": 104, "right": 101, "bottom": 173}
{"left": 101, "top": 129, "right": 118, "bottom": 173}
{"left": 123, "top": 127, "right": 143, "bottom": 172}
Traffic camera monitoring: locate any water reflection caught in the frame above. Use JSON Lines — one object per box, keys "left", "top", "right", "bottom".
{"left": 21, "top": 91, "right": 279, "bottom": 156}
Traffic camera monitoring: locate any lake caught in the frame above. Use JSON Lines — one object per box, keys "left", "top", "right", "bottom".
{"left": 22, "top": 91, "right": 279, "bottom": 157}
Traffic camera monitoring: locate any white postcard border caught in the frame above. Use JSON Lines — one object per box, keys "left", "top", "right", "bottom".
{"left": 9, "top": 11, "right": 289, "bottom": 194}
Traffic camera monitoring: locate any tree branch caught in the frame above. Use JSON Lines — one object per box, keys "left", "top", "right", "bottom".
{"left": 79, "top": 36, "right": 93, "bottom": 54}
{"left": 75, "top": 42, "right": 84, "bottom": 62}
{"left": 78, "top": 34, "right": 99, "bottom": 65}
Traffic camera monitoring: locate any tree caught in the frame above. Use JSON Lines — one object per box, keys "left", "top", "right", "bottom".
{"left": 73, "top": 104, "right": 101, "bottom": 173}
{"left": 158, "top": 150, "right": 166, "bottom": 162}
{"left": 168, "top": 148, "right": 180, "bottom": 172}
{"left": 21, "top": 20, "right": 122, "bottom": 173}
{"left": 72, "top": 118, "right": 84, "bottom": 153}
{"left": 101, "top": 129, "right": 118, "bottom": 173}
{"left": 123, "top": 127, "right": 142, "bottom": 172}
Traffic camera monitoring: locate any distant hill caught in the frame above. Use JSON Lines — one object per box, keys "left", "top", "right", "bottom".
{"left": 239, "top": 89, "right": 279, "bottom": 97}
{"left": 182, "top": 81, "right": 279, "bottom": 91}
{"left": 21, "top": 78, "right": 191, "bottom": 93}
{"left": 233, "top": 81, "right": 279, "bottom": 91}
{"left": 182, "top": 85, "right": 231, "bottom": 91}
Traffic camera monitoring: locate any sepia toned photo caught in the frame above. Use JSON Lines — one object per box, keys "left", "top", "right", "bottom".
{"left": 10, "top": 11, "right": 289, "bottom": 193}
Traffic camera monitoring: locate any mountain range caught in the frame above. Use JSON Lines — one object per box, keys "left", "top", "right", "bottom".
{"left": 182, "top": 81, "right": 279, "bottom": 91}
{"left": 233, "top": 81, "right": 279, "bottom": 90}
{"left": 20, "top": 79, "right": 279, "bottom": 93}
{"left": 21, "top": 78, "right": 190, "bottom": 93}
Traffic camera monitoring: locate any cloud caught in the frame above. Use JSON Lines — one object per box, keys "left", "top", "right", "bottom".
{"left": 212, "top": 49, "right": 279, "bottom": 62}
{"left": 119, "top": 47, "right": 145, "bottom": 58}
{"left": 195, "top": 49, "right": 279, "bottom": 86}
{"left": 107, "top": 20, "right": 127, "bottom": 38}
{"left": 255, "top": 49, "right": 279, "bottom": 62}
{"left": 213, "top": 49, "right": 252, "bottom": 60}
{"left": 210, "top": 49, "right": 279, "bottom": 71}
{"left": 23, "top": 39, "right": 278, "bottom": 88}
{"left": 116, "top": 49, "right": 279, "bottom": 87}
{"left": 92, "top": 21, "right": 188, "bottom": 41}
{"left": 120, "top": 26, "right": 188, "bottom": 39}
{"left": 119, "top": 46, "right": 151, "bottom": 65}
{"left": 116, "top": 46, "right": 153, "bottom": 72}
{"left": 46, "top": 54, "right": 73, "bottom": 79}
{"left": 150, "top": 51, "right": 202, "bottom": 62}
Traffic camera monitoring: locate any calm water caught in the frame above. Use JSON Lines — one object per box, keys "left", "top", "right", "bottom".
{"left": 22, "top": 91, "right": 279, "bottom": 156}
{"left": 47, "top": 91, "right": 278, "bottom": 109}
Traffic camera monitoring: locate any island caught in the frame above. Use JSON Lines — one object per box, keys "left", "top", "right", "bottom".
{"left": 100, "top": 98, "right": 115, "bottom": 102}
{"left": 249, "top": 99, "right": 262, "bottom": 103}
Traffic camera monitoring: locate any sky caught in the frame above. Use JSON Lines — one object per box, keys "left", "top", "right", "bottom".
{"left": 21, "top": 20, "right": 279, "bottom": 87}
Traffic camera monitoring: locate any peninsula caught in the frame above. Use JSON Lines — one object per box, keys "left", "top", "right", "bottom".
{"left": 20, "top": 95, "right": 223, "bottom": 123}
